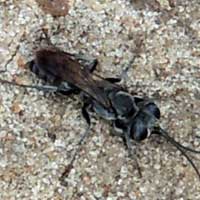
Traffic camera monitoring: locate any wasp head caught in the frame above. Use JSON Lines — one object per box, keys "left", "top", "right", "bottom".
{"left": 129, "top": 101, "right": 161, "bottom": 141}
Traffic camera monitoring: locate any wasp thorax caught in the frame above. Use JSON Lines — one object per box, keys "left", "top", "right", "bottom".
{"left": 142, "top": 102, "right": 161, "bottom": 119}
{"left": 109, "top": 91, "right": 138, "bottom": 119}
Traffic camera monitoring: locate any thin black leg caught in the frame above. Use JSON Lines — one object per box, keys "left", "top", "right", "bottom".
{"left": 82, "top": 102, "right": 91, "bottom": 125}
{"left": 0, "top": 79, "right": 60, "bottom": 92}
{"left": 74, "top": 54, "right": 98, "bottom": 72}
{"left": 60, "top": 103, "right": 92, "bottom": 185}
{"left": 116, "top": 56, "right": 136, "bottom": 86}
{"left": 105, "top": 77, "right": 122, "bottom": 83}
{"left": 124, "top": 132, "right": 142, "bottom": 177}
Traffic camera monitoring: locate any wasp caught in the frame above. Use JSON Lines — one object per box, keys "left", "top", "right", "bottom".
{"left": 1, "top": 48, "right": 200, "bottom": 183}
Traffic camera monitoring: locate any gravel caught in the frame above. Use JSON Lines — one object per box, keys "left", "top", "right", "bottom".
{"left": 0, "top": 0, "right": 200, "bottom": 199}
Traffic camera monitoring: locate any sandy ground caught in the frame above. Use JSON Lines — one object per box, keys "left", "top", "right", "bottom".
{"left": 0, "top": 0, "right": 200, "bottom": 199}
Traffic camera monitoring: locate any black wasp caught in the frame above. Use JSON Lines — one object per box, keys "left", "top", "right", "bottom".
{"left": 1, "top": 48, "right": 200, "bottom": 182}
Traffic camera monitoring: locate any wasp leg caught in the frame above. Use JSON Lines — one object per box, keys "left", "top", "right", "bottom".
{"left": 114, "top": 56, "right": 136, "bottom": 86}
{"left": 74, "top": 54, "right": 98, "bottom": 72}
{"left": 112, "top": 119, "right": 126, "bottom": 137}
{"left": 75, "top": 102, "right": 92, "bottom": 146}
{"left": 111, "top": 128, "right": 124, "bottom": 138}
{"left": 93, "top": 101, "right": 116, "bottom": 120}
{"left": 56, "top": 82, "right": 80, "bottom": 95}
{"left": 0, "top": 79, "right": 61, "bottom": 92}
{"left": 60, "top": 103, "right": 92, "bottom": 185}
{"left": 0, "top": 76, "right": 79, "bottom": 95}
{"left": 105, "top": 77, "right": 122, "bottom": 83}
{"left": 82, "top": 102, "right": 92, "bottom": 125}
{"left": 124, "top": 131, "right": 142, "bottom": 177}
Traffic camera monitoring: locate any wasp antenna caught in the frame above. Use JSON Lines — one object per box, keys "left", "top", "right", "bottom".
{"left": 154, "top": 127, "right": 200, "bottom": 180}
{"left": 0, "top": 78, "right": 58, "bottom": 92}
{"left": 158, "top": 128, "right": 200, "bottom": 154}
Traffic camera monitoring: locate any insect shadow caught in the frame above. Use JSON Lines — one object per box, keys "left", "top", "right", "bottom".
{"left": 0, "top": 48, "right": 200, "bottom": 185}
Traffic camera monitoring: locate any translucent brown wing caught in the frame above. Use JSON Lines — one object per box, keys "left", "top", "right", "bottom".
{"left": 35, "top": 49, "right": 121, "bottom": 108}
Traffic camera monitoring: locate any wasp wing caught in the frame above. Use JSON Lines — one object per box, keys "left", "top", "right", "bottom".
{"left": 35, "top": 49, "right": 121, "bottom": 108}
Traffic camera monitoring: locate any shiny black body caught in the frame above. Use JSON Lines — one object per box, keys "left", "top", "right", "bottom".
{"left": 28, "top": 49, "right": 161, "bottom": 143}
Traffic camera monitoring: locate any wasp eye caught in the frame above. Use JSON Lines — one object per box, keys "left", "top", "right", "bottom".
{"left": 130, "top": 118, "right": 148, "bottom": 141}
{"left": 144, "top": 102, "right": 160, "bottom": 119}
